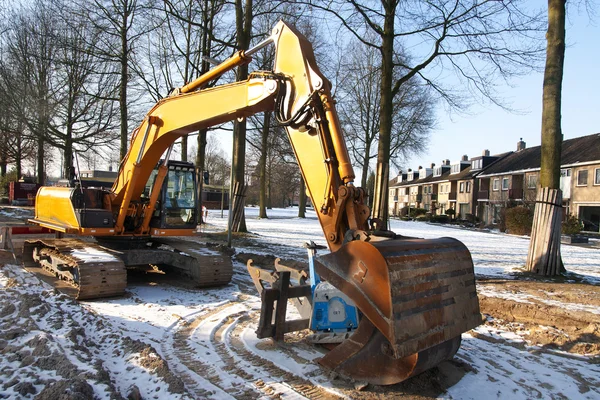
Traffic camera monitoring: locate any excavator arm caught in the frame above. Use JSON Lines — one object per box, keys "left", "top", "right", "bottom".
{"left": 109, "top": 21, "right": 369, "bottom": 247}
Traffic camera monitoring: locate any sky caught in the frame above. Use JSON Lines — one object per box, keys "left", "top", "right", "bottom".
{"left": 406, "top": 12, "right": 600, "bottom": 173}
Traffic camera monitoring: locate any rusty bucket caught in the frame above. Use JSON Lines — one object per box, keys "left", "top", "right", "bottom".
{"left": 315, "top": 237, "right": 481, "bottom": 384}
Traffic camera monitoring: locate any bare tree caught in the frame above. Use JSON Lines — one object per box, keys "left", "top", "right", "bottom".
{"left": 50, "top": 11, "right": 120, "bottom": 178}
{"left": 190, "top": 136, "right": 231, "bottom": 186}
{"left": 337, "top": 37, "right": 433, "bottom": 189}
{"left": 299, "top": 0, "right": 546, "bottom": 228}
{"left": 2, "top": 1, "right": 59, "bottom": 184}
{"left": 0, "top": 58, "right": 36, "bottom": 178}
{"left": 526, "top": 0, "right": 566, "bottom": 276}
{"left": 88, "top": 0, "right": 153, "bottom": 161}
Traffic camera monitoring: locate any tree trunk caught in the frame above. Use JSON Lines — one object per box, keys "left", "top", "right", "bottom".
{"left": 258, "top": 111, "right": 270, "bottom": 219}
{"left": 370, "top": 5, "right": 395, "bottom": 230}
{"left": 230, "top": 0, "right": 252, "bottom": 232}
{"left": 298, "top": 175, "right": 306, "bottom": 218}
{"left": 196, "top": 129, "right": 208, "bottom": 223}
{"left": 267, "top": 164, "right": 272, "bottom": 209}
{"left": 527, "top": 0, "right": 566, "bottom": 275}
{"left": 36, "top": 135, "right": 44, "bottom": 184}
{"left": 119, "top": 8, "right": 130, "bottom": 161}
{"left": 181, "top": 136, "right": 188, "bottom": 162}
{"left": 360, "top": 141, "right": 370, "bottom": 189}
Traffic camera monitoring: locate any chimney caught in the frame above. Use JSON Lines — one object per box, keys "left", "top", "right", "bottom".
{"left": 418, "top": 166, "right": 423, "bottom": 170}
{"left": 482, "top": 149, "right": 490, "bottom": 157}
{"left": 517, "top": 138, "right": 526, "bottom": 151}
{"left": 430, "top": 163, "right": 435, "bottom": 168}
{"left": 461, "top": 155, "right": 468, "bottom": 162}
{"left": 408, "top": 168, "right": 412, "bottom": 172}
{"left": 444, "top": 159, "right": 450, "bottom": 166}
{"left": 109, "top": 165, "right": 113, "bottom": 172}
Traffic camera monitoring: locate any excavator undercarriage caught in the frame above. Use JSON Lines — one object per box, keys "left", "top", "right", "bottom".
{"left": 22, "top": 236, "right": 232, "bottom": 300}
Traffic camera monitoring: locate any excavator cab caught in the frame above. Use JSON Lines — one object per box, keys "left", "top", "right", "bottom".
{"left": 144, "top": 160, "right": 198, "bottom": 230}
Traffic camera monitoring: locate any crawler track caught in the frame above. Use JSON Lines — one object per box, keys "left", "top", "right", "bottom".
{"left": 22, "top": 238, "right": 127, "bottom": 300}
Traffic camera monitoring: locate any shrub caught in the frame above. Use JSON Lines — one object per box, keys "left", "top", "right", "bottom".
{"left": 409, "top": 208, "right": 427, "bottom": 218}
{"left": 431, "top": 214, "right": 450, "bottom": 224}
{"left": 465, "top": 213, "right": 479, "bottom": 223}
{"left": 504, "top": 206, "right": 533, "bottom": 235}
{"left": 445, "top": 208, "right": 456, "bottom": 219}
{"left": 562, "top": 214, "right": 582, "bottom": 235}
{"left": 415, "top": 214, "right": 430, "bottom": 222}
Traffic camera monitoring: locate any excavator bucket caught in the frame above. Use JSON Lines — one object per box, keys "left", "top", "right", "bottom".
{"left": 315, "top": 237, "right": 481, "bottom": 384}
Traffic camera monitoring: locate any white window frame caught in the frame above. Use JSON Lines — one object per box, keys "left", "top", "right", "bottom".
{"left": 459, "top": 182, "right": 465, "bottom": 193}
{"left": 492, "top": 178, "right": 500, "bottom": 191}
{"left": 466, "top": 181, "right": 471, "bottom": 193}
{"left": 527, "top": 175, "right": 537, "bottom": 189}
{"left": 502, "top": 177, "right": 509, "bottom": 191}
{"left": 577, "top": 169, "right": 588, "bottom": 186}
{"left": 594, "top": 168, "right": 600, "bottom": 186}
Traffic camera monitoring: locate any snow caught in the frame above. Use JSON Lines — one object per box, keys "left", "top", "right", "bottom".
{"left": 209, "top": 207, "right": 600, "bottom": 281}
{"left": 449, "top": 333, "right": 600, "bottom": 399}
{"left": 1, "top": 206, "right": 599, "bottom": 399}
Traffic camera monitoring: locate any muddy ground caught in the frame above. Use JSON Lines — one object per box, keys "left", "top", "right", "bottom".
{"left": 0, "top": 207, "right": 599, "bottom": 399}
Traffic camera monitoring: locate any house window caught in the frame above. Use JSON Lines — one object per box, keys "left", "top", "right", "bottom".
{"left": 577, "top": 170, "right": 588, "bottom": 186}
{"left": 527, "top": 175, "right": 537, "bottom": 189}
{"left": 451, "top": 164, "right": 460, "bottom": 174}
{"left": 492, "top": 178, "right": 500, "bottom": 191}
{"left": 595, "top": 168, "right": 600, "bottom": 185}
{"left": 471, "top": 159, "right": 482, "bottom": 170}
{"left": 561, "top": 168, "right": 571, "bottom": 177}
{"left": 466, "top": 181, "right": 471, "bottom": 193}
{"left": 502, "top": 178, "right": 509, "bottom": 191}
{"left": 459, "top": 182, "right": 465, "bottom": 193}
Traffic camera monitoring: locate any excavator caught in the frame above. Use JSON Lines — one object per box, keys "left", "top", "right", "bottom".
{"left": 25, "top": 21, "right": 481, "bottom": 384}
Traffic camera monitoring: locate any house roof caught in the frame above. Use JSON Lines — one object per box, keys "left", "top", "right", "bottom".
{"left": 479, "top": 133, "right": 600, "bottom": 176}
{"left": 449, "top": 165, "right": 474, "bottom": 181}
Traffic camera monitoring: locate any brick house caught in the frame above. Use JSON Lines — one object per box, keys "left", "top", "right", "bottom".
{"left": 389, "top": 133, "right": 600, "bottom": 231}
{"left": 476, "top": 134, "right": 600, "bottom": 231}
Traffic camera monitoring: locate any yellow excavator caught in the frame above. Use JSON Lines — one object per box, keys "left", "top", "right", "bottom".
{"left": 25, "top": 21, "right": 480, "bottom": 384}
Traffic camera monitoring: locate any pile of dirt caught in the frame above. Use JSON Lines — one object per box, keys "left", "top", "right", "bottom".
{"left": 478, "top": 279, "right": 600, "bottom": 356}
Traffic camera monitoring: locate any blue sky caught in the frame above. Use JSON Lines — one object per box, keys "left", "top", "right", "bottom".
{"left": 405, "top": 12, "right": 599, "bottom": 171}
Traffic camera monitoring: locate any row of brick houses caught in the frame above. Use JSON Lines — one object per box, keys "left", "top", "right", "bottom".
{"left": 388, "top": 133, "right": 600, "bottom": 232}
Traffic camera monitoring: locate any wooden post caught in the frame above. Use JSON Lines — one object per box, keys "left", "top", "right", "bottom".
{"left": 527, "top": 187, "right": 563, "bottom": 275}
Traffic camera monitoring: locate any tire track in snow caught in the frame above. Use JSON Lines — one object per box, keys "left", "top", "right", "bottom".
{"left": 160, "top": 303, "right": 240, "bottom": 399}
{"left": 224, "top": 314, "right": 345, "bottom": 399}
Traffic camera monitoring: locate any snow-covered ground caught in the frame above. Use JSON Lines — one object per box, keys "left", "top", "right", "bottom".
{"left": 1, "top": 206, "right": 599, "bottom": 399}
{"left": 207, "top": 206, "right": 600, "bottom": 281}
